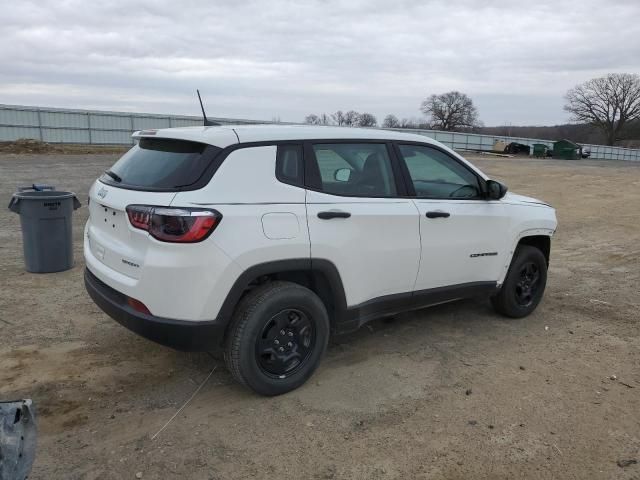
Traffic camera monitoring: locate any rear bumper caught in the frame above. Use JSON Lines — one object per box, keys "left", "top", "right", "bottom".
{"left": 84, "top": 268, "right": 227, "bottom": 351}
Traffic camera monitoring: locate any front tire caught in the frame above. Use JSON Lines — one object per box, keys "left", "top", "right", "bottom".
{"left": 491, "top": 245, "right": 548, "bottom": 318}
{"left": 224, "top": 281, "right": 330, "bottom": 396}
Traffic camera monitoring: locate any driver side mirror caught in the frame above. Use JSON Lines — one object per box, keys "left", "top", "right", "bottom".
{"left": 486, "top": 180, "right": 508, "bottom": 200}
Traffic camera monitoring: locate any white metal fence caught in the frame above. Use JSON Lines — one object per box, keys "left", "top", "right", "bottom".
{"left": 1, "top": 103, "right": 639, "bottom": 161}
{"left": 390, "top": 129, "right": 640, "bottom": 162}
{"left": 0, "top": 104, "right": 264, "bottom": 145}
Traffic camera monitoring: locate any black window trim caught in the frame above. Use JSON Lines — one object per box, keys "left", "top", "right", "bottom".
{"left": 100, "top": 138, "right": 487, "bottom": 198}
{"left": 392, "top": 141, "right": 488, "bottom": 200}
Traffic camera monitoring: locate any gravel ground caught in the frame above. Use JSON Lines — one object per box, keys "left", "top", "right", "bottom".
{"left": 0, "top": 152, "right": 639, "bottom": 479}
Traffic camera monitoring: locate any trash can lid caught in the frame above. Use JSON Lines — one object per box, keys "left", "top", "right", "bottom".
{"left": 12, "top": 190, "right": 76, "bottom": 201}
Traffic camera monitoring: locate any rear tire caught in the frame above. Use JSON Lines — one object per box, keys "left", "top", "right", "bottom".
{"left": 491, "top": 245, "right": 548, "bottom": 318}
{"left": 224, "top": 281, "right": 330, "bottom": 396}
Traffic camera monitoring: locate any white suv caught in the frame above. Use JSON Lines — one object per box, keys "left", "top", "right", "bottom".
{"left": 84, "top": 125, "right": 557, "bottom": 395}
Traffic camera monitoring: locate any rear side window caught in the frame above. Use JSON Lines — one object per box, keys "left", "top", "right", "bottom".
{"left": 100, "top": 137, "right": 221, "bottom": 190}
{"left": 310, "top": 143, "right": 397, "bottom": 197}
{"left": 276, "top": 144, "right": 304, "bottom": 187}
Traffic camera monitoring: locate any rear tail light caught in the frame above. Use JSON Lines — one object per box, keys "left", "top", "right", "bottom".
{"left": 125, "top": 205, "right": 222, "bottom": 243}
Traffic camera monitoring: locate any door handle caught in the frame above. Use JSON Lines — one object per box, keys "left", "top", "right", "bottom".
{"left": 426, "top": 211, "right": 450, "bottom": 219}
{"left": 317, "top": 210, "right": 351, "bottom": 220}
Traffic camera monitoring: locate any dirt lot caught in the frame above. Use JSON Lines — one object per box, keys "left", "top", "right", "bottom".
{"left": 1, "top": 152, "right": 639, "bottom": 479}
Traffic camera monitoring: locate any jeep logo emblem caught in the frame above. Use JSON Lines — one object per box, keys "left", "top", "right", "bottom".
{"left": 97, "top": 187, "right": 108, "bottom": 199}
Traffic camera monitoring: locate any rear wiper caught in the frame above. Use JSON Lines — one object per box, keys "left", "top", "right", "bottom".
{"left": 104, "top": 170, "right": 122, "bottom": 183}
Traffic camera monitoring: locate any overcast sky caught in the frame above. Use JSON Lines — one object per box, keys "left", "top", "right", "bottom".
{"left": 1, "top": 0, "right": 639, "bottom": 126}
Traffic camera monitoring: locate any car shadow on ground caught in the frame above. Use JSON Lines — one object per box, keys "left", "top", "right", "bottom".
{"left": 151, "top": 296, "right": 511, "bottom": 392}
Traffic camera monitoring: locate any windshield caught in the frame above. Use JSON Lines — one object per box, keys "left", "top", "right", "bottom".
{"left": 99, "top": 137, "right": 221, "bottom": 190}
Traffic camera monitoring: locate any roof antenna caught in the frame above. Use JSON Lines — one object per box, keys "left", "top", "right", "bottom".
{"left": 197, "top": 89, "right": 221, "bottom": 126}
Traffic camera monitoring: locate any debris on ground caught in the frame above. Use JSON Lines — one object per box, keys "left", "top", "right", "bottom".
{"left": 0, "top": 138, "right": 128, "bottom": 155}
{"left": 0, "top": 139, "right": 53, "bottom": 154}
{"left": 478, "top": 151, "right": 514, "bottom": 158}
{"left": 0, "top": 399, "right": 37, "bottom": 480}
{"left": 616, "top": 459, "right": 637, "bottom": 468}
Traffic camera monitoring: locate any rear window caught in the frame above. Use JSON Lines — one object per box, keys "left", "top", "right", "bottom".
{"left": 100, "top": 137, "right": 221, "bottom": 190}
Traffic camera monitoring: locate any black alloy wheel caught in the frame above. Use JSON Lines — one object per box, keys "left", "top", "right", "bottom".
{"left": 514, "top": 262, "right": 541, "bottom": 307}
{"left": 256, "top": 308, "right": 315, "bottom": 378}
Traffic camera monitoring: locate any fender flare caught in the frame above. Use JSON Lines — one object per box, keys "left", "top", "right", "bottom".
{"left": 216, "top": 258, "right": 348, "bottom": 325}
{"left": 497, "top": 228, "right": 554, "bottom": 285}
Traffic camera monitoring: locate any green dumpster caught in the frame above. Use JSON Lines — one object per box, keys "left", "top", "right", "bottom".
{"left": 553, "top": 139, "right": 582, "bottom": 160}
{"left": 532, "top": 143, "right": 548, "bottom": 158}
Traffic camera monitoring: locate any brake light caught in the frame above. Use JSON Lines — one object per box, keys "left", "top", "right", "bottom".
{"left": 128, "top": 206, "right": 153, "bottom": 229}
{"left": 125, "top": 205, "right": 221, "bottom": 243}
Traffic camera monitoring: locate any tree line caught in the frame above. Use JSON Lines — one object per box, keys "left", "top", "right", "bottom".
{"left": 305, "top": 110, "right": 434, "bottom": 129}
{"left": 304, "top": 92, "right": 478, "bottom": 130}
{"left": 304, "top": 73, "right": 640, "bottom": 146}
{"left": 305, "top": 111, "right": 381, "bottom": 128}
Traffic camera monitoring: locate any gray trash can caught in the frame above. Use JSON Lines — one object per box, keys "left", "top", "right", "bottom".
{"left": 8, "top": 186, "right": 81, "bottom": 273}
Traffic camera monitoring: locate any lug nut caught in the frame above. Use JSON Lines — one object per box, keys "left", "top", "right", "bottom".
{"left": 287, "top": 331, "right": 293, "bottom": 337}
{"left": 278, "top": 347, "right": 285, "bottom": 352}
{"left": 287, "top": 342, "right": 293, "bottom": 348}
{"left": 274, "top": 339, "right": 280, "bottom": 345}
{"left": 280, "top": 329, "right": 285, "bottom": 335}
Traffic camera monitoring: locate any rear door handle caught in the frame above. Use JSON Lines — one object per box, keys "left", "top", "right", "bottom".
{"left": 426, "top": 211, "right": 450, "bottom": 219}
{"left": 318, "top": 210, "right": 351, "bottom": 220}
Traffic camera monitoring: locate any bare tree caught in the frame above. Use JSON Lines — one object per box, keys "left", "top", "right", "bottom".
{"left": 358, "top": 113, "right": 377, "bottom": 127}
{"left": 420, "top": 91, "right": 479, "bottom": 131}
{"left": 332, "top": 110, "right": 346, "bottom": 126}
{"left": 564, "top": 73, "right": 640, "bottom": 145}
{"left": 399, "top": 118, "right": 418, "bottom": 129}
{"left": 305, "top": 113, "right": 333, "bottom": 125}
{"left": 343, "top": 110, "right": 360, "bottom": 127}
{"left": 318, "top": 113, "right": 332, "bottom": 126}
{"left": 305, "top": 114, "right": 321, "bottom": 125}
{"left": 382, "top": 114, "right": 400, "bottom": 128}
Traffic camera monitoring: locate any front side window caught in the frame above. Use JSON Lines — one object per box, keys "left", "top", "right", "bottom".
{"left": 398, "top": 145, "right": 481, "bottom": 198}
{"left": 311, "top": 143, "right": 397, "bottom": 197}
